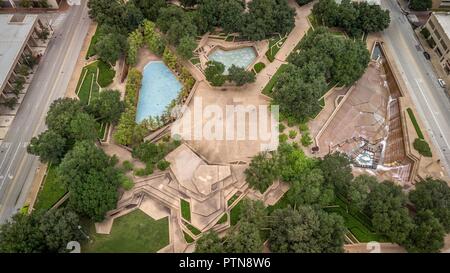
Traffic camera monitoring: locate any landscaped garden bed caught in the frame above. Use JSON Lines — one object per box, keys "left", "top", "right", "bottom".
{"left": 33, "top": 164, "right": 67, "bottom": 212}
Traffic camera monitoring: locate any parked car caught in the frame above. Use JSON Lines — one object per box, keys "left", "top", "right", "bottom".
{"left": 423, "top": 51, "right": 431, "bottom": 60}
{"left": 438, "top": 78, "right": 446, "bottom": 88}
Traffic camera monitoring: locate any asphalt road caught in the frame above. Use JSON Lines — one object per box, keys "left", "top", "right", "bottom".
{"left": 0, "top": 0, "right": 90, "bottom": 223}
{"left": 381, "top": 0, "right": 450, "bottom": 175}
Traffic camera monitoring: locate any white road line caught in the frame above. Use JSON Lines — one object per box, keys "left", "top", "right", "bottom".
{"left": 0, "top": 144, "right": 22, "bottom": 190}
{"left": 0, "top": 144, "right": 12, "bottom": 171}
{"left": 415, "top": 79, "right": 450, "bottom": 148}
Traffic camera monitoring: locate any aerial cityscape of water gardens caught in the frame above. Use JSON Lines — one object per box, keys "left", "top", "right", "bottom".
{"left": 0, "top": 0, "right": 449, "bottom": 255}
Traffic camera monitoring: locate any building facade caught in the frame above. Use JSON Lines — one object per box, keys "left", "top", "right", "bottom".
{"left": 432, "top": 0, "right": 450, "bottom": 9}
{"left": 0, "top": 14, "right": 45, "bottom": 100}
{"left": 423, "top": 12, "right": 450, "bottom": 75}
{"left": 0, "top": 0, "right": 60, "bottom": 9}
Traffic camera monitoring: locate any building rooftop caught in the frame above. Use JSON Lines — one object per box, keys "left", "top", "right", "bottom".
{"left": 434, "top": 12, "right": 450, "bottom": 40}
{"left": 0, "top": 14, "right": 38, "bottom": 92}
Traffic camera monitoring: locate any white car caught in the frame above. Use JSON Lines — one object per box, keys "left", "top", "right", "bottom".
{"left": 438, "top": 78, "right": 446, "bottom": 88}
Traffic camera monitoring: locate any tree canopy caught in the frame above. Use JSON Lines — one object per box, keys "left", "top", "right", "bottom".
{"left": 268, "top": 206, "right": 345, "bottom": 253}
{"left": 195, "top": 231, "right": 224, "bottom": 253}
{"left": 204, "top": 61, "right": 226, "bottom": 86}
{"left": 405, "top": 210, "right": 445, "bottom": 253}
{"left": 312, "top": 0, "right": 390, "bottom": 37}
{"left": 228, "top": 65, "right": 256, "bottom": 86}
{"left": 88, "top": 90, "right": 125, "bottom": 124}
{"left": 409, "top": 177, "right": 450, "bottom": 232}
{"left": 0, "top": 209, "right": 81, "bottom": 253}
{"left": 57, "top": 141, "right": 120, "bottom": 221}
{"left": 245, "top": 151, "right": 279, "bottom": 193}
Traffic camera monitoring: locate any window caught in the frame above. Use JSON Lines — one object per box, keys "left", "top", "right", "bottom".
{"left": 440, "top": 40, "right": 448, "bottom": 52}
{"left": 434, "top": 30, "right": 442, "bottom": 41}
{"left": 429, "top": 20, "right": 435, "bottom": 30}
{"left": 435, "top": 46, "right": 443, "bottom": 57}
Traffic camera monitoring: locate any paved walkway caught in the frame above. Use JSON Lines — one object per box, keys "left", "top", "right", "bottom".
{"left": 182, "top": 1, "right": 314, "bottom": 164}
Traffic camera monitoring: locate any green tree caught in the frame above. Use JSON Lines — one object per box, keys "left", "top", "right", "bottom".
{"left": 0, "top": 209, "right": 81, "bottom": 253}
{"left": 45, "top": 98, "right": 84, "bottom": 138}
{"left": 127, "top": 29, "right": 144, "bottom": 66}
{"left": 409, "top": 177, "right": 450, "bottom": 232}
{"left": 228, "top": 65, "right": 256, "bottom": 86}
{"left": 69, "top": 112, "right": 99, "bottom": 142}
{"left": 287, "top": 168, "right": 335, "bottom": 207}
{"left": 242, "top": 0, "right": 296, "bottom": 41}
{"left": 177, "top": 36, "right": 197, "bottom": 60}
{"left": 195, "top": 231, "right": 224, "bottom": 253}
{"left": 272, "top": 64, "right": 327, "bottom": 122}
{"left": 365, "top": 181, "right": 413, "bottom": 244}
{"left": 88, "top": 90, "right": 125, "bottom": 124}
{"left": 132, "top": 0, "right": 166, "bottom": 21}
{"left": 319, "top": 152, "right": 353, "bottom": 195}
{"left": 58, "top": 141, "right": 120, "bottom": 221}
{"left": 225, "top": 221, "right": 263, "bottom": 253}
{"left": 94, "top": 32, "right": 127, "bottom": 65}
{"left": 239, "top": 199, "right": 267, "bottom": 229}
{"left": 409, "top": 0, "right": 432, "bottom": 11}
{"left": 405, "top": 210, "right": 445, "bottom": 253}
{"left": 245, "top": 151, "right": 279, "bottom": 193}
{"left": 268, "top": 206, "right": 345, "bottom": 253}
{"left": 277, "top": 143, "right": 317, "bottom": 183}
{"left": 27, "top": 130, "right": 67, "bottom": 164}
{"left": 205, "top": 61, "right": 226, "bottom": 86}
{"left": 347, "top": 174, "right": 377, "bottom": 210}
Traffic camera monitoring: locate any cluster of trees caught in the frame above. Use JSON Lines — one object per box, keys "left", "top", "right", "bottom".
{"left": 196, "top": 200, "right": 267, "bottom": 253}
{"left": 88, "top": 0, "right": 297, "bottom": 65}
{"left": 409, "top": 0, "right": 432, "bottom": 11}
{"left": 196, "top": 198, "right": 346, "bottom": 253}
{"left": 0, "top": 208, "right": 81, "bottom": 253}
{"left": 113, "top": 69, "right": 148, "bottom": 146}
{"left": 27, "top": 94, "right": 124, "bottom": 221}
{"left": 312, "top": 0, "right": 390, "bottom": 37}
{"left": 131, "top": 138, "right": 180, "bottom": 175}
{"left": 194, "top": 0, "right": 295, "bottom": 41}
{"left": 245, "top": 144, "right": 450, "bottom": 252}
{"left": 272, "top": 27, "right": 370, "bottom": 122}
{"left": 205, "top": 61, "right": 256, "bottom": 86}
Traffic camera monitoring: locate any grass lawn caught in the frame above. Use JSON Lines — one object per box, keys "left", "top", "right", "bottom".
{"left": 266, "top": 35, "right": 287, "bottom": 62}
{"left": 407, "top": 108, "right": 424, "bottom": 139}
{"left": 33, "top": 164, "right": 67, "bottom": 212}
{"left": 216, "top": 213, "right": 228, "bottom": 225}
{"left": 183, "top": 231, "right": 194, "bottom": 243}
{"left": 86, "top": 27, "right": 102, "bottom": 59}
{"left": 230, "top": 200, "right": 243, "bottom": 226}
{"left": 190, "top": 57, "right": 200, "bottom": 65}
{"left": 262, "top": 64, "right": 288, "bottom": 96}
{"left": 84, "top": 210, "right": 169, "bottom": 253}
{"left": 181, "top": 199, "right": 191, "bottom": 222}
{"left": 184, "top": 221, "right": 201, "bottom": 236}
{"left": 76, "top": 61, "right": 114, "bottom": 105}
{"left": 227, "top": 194, "right": 239, "bottom": 207}
{"left": 254, "top": 62, "right": 266, "bottom": 73}
{"left": 97, "top": 123, "right": 107, "bottom": 140}
{"left": 97, "top": 60, "right": 115, "bottom": 88}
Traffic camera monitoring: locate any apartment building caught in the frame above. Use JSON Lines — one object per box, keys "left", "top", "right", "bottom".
{"left": 423, "top": 12, "right": 450, "bottom": 75}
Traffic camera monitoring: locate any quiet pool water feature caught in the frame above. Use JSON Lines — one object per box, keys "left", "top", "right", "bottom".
{"left": 208, "top": 47, "right": 257, "bottom": 74}
{"left": 136, "top": 61, "right": 183, "bottom": 123}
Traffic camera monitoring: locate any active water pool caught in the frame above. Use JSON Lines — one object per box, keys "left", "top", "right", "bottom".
{"left": 208, "top": 46, "right": 256, "bottom": 74}
{"left": 136, "top": 61, "right": 182, "bottom": 123}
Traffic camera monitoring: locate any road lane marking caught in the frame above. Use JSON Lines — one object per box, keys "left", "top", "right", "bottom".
{"left": 0, "top": 143, "right": 12, "bottom": 170}
{"left": 0, "top": 144, "right": 22, "bottom": 190}
{"left": 415, "top": 79, "right": 450, "bottom": 148}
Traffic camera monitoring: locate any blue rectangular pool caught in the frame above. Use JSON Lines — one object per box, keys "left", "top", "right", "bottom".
{"left": 208, "top": 46, "right": 256, "bottom": 75}
{"left": 136, "top": 61, "right": 183, "bottom": 123}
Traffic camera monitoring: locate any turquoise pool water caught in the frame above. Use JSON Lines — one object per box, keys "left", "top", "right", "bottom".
{"left": 208, "top": 47, "right": 256, "bottom": 74}
{"left": 136, "top": 61, "right": 182, "bottom": 123}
